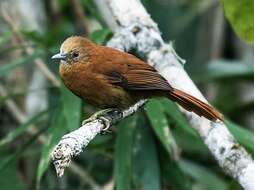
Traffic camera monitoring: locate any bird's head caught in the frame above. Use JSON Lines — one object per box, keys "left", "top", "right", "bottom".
{"left": 51, "top": 36, "right": 91, "bottom": 65}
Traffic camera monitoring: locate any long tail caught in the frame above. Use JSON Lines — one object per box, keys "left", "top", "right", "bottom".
{"left": 168, "top": 88, "right": 223, "bottom": 122}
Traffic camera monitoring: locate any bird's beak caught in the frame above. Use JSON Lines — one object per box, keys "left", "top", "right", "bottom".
{"left": 51, "top": 53, "right": 67, "bottom": 61}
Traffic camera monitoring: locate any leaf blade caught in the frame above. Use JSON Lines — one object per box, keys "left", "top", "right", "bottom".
{"left": 221, "top": 0, "right": 254, "bottom": 44}
{"left": 132, "top": 115, "right": 160, "bottom": 190}
{"left": 0, "top": 51, "right": 43, "bottom": 77}
{"left": 61, "top": 84, "right": 81, "bottom": 130}
{"left": 146, "top": 99, "right": 179, "bottom": 157}
{"left": 0, "top": 110, "right": 48, "bottom": 147}
{"left": 114, "top": 115, "right": 137, "bottom": 190}
{"left": 36, "top": 108, "right": 67, "bottom": 188}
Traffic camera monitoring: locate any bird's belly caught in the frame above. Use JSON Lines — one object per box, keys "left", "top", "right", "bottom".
{"left": 63, "top": 74, "right": 134, "bottom": 110}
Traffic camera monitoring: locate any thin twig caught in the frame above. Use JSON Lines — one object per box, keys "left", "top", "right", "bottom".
{"left": 1, "top": 6, "right": 60, "bottom": 87}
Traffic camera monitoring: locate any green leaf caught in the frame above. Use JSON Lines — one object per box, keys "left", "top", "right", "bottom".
{"left": 0, "top": 110, "right": 48, "bottom": 147}
{"left": 221, "top": 0, "right": 254, "bottom": 44}
{"left": 160, "top": 99, "right": 209, "bottom": 156}
{"left": 226, "top": 120, "right": 254, "bottom": 155}
{"left": 114, "top": 115, "right": 137, "bottom": 190}
{"left": 89, "top": 29, "right": 112, "bottom": 44}
{"left": 146, "top": 99, "right": 178, "bottom": 156}
{"left": 0, "top": 51, "right": 43, "bottom": 77}
{"left": 36, "top": 108, "right": 68, "bottom": 188}
{"left": 0, "top": 31, "right": 12, "bottom": 46}
{"left": 132, "top": 115, "right": 160, "bottom": 190}
{"left": 0, "top": 158, "right": 26, "bottom": 190}
{"left": 61, "top": 84, "right": 81, "bottom": 130}
{"left": 21, "top": 31, "right": 47, "bottom": 46}
{"left": 172, "top": 127, "right": 210, "bottom": 156}
{"left": 187, "top": 60, "right": 254, "bottom": 82}
{"left": 162, "top": 158, "right": 191, "bottom": 190}
{"left": 0, "top": 126, "right": 47, "bottom": 171}
{"left": 159, "top": 98, "right": 197, "bottom": 137}
{"left": 179, "top": 160, "right": 229, "bottom": 190}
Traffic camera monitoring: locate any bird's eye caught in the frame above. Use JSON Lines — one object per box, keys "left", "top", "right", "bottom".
{"left": 72, "top": 52, "right": 79, "bottom": 58}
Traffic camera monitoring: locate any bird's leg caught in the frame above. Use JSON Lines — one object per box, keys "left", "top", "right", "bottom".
{"left": 82, "top": 108, "right": 122, "bottom": 133}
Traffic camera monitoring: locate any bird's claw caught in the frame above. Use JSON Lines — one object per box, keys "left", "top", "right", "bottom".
{"left": 81, "top": 108, "right": 121, "bottom": 134}
{"left": 81, "top": 118, "right": 93, "bottom": 126}
{"left": 98, "top": 116, "right": 112, "bottom": 134}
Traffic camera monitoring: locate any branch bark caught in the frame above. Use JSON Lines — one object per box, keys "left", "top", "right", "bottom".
{"left": 51, "top": 100, "right": 146, "bottom": 177}
{"left": 51, "top": 0, "right": 254, "bottom": 189}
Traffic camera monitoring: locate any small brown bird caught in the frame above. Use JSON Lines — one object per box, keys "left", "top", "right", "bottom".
{"left": 52, "top": 36, "right": 223, "bottom": 129}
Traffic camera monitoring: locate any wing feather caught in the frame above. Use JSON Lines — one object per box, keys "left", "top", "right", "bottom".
{"left": 96, "top": 46, "right": 172, "bottom": 91}
{"left": 106, "top": 63, "right": 172, "bottom": 91}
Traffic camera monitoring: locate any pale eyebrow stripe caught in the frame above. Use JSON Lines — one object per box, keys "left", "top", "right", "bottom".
{"left": 60, "top": 44, "right": 64, "bottom": 54}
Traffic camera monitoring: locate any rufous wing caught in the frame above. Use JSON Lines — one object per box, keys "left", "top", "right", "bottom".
{"left": 103, "top": 55, "right": 172, "bottom": 91}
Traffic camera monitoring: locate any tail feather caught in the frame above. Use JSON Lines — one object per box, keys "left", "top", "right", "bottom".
{"left": 168, "top": 88, "right": 223, "bottom": 122}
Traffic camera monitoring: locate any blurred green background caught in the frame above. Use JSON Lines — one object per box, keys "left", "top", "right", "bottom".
{"left": 0, "top": 0, "right": 254, "bottom": 189}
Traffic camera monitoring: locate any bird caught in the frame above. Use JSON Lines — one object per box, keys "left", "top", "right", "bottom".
{"left": 52, "top": 36, "right": 223, "bottom": 130}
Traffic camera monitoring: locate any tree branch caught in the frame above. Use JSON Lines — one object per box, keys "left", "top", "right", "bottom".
{"left": 51, "top": 1, "right": 254, "bottom": 189}
{"left": 51, "top": 100, "right": 147, "bottom": 177}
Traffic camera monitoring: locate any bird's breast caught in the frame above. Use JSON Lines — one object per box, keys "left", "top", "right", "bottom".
{"left": 59, "top": 63, "right": 134, "bottom": 109}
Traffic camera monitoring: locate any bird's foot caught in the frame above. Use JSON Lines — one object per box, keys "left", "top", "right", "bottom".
{"left": 82, "top": 108, "right": 122, "bottom": 133}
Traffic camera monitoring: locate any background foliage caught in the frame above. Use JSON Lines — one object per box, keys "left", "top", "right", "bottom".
{"left": 0, "top": 0, "right": 253, "bottom": 189}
